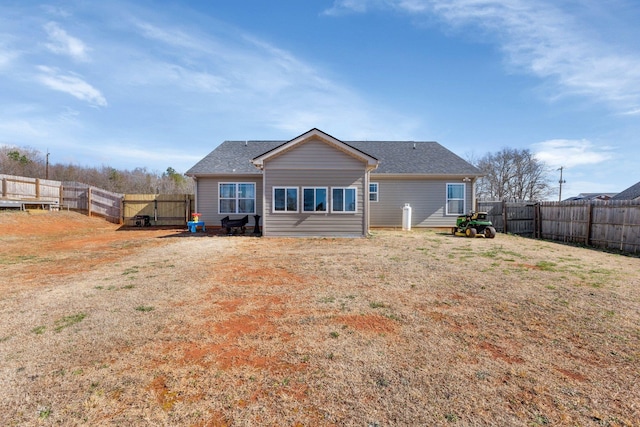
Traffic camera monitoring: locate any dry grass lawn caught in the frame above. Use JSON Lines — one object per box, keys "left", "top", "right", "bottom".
{"left": 1, "top": 211, "right": 639, "bottom": 426}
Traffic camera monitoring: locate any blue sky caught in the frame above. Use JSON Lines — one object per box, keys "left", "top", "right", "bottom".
{"left": 1, "top": 0, "right": 639, "bottom": 199}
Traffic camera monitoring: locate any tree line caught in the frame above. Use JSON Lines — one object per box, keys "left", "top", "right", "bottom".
{"left": 2, "top": 144, "right": 555, "bottom": 200}
{"left": 0, "top": 146, "right": 193, "bottom": 194}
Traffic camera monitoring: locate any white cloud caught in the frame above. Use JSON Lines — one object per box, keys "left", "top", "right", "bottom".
{"left": 0, "top": 119, "right": 48, "bottom": 139}
{"left": 532, "top": 139, "right": 614, "bottom": 168}
{"left": 123, "top": 17, "right": 421, "bottom": 139}
{"left": 325, "top": 0, "right": 640, "bottom": 114}
{"left": 36, "top": 66, "right": 107, "bottom": 107}
{"left": 0, "top": 49, "right": 17, "bottom": 70}
{"left": 43, "top": 22, "right": 90, "bottom": 62}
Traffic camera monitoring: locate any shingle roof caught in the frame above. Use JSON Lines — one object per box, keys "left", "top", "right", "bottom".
{"left": 611, "top": 181, "right": 640, "bottom": 200}
{"left": 185, "top": 139, "right": 480, "bottom": 176}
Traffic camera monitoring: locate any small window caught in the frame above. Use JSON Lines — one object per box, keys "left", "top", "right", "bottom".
{"left": 303, "top": 187, "right": 327, "bottom": 212}
{"left": 446, "top": 183, "right": 465, "bottom": 215}
{"left": 369, "top": 182, "right": 379, "bottom": 202}
{"left": 219, "top": 182, "right": 255, "bottom": 214}
{"left": 332, "top": 187, "right": 357, "bottom": 212}
{"left": 273, "top": 187, "right": 298, "bottom": 212}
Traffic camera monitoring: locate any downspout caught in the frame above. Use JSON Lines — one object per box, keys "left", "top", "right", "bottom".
{"left": 261, "top": 168, "right": 266, "bottom": 236}
{"left": 364, "top": 169, "right": 370, "bottom": 236}
{"left": 472, "top": 177, "right": 477, "bottom": 211}
{"left": 192, "top": 176, "right": 198, "bottom": 222}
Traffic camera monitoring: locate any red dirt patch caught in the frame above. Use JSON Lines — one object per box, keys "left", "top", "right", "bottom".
{"left": 334, "top": 314, "right": 398, "bottom": 334}
{"left": 478, "top": 341, "right": 525, "bottom": 364}
{"left": 148, "top": 376, "right": 180, "bottom": 411}
{"left": 216, "top": 265, "right": 308, "bottom": 287}
{"left": 556, "top": 367, "right": 589, "bottom": 382}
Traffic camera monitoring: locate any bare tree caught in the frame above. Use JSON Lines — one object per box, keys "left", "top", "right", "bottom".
{"left": 473, "top": 148, "right": 552, "bottom": 201}
{"left": 0, "top": 146, "right": 45, "bottom": 177}
{"left": 1, "top": 145, "right": 193, "bottom": 194}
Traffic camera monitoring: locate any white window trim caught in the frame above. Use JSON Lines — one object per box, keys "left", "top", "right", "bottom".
{"left": 369, "top": 182, "right": 379, "bottom": 202}
{"left": 302, "top": 187, "right": 328, "bottom": 213}
{"left": 331, "top": 187, "right": 358, "bottom": 213}
{"left": 218, "top": 182, "right": 256, "bottom": 215}
{"left": 273, "top": 186, "right": 299, "bottom": 213}
{"left": 446, "top": 182, "right": 466, "bottom": 216}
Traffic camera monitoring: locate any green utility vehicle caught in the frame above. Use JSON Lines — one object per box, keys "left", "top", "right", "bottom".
{"left": 452, "top": 211, "right": 497, "bottom": 238}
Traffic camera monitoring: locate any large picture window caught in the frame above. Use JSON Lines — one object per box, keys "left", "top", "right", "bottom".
{"left": 303, "top": 187, "right": 327, "bottom": 212}
{"left": 274, "top": 187, "right": 298, "bottom": 212}
{"left": 446, "top": 183, "right": 465, "bottom": 215}
{"left": 332, "top": 187, "right": 357, "bottom": 212}
{"left": 219, "top": 182, "right": 255, "bottom": 214}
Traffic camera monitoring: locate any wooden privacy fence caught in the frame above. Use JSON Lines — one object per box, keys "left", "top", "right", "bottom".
{"left": 477, "top": 200, "right": 640, "bottom": 254}
{"left": 122, "top": 194, "right": 193, "bottom": 226}
{"left": 62, "top": 182, "right": 123, "bottom": 224}
{"left": 1, "top": 174, "right": 62, "bottom": 202}
{"left": 2, "top": 174, "right": 194, "bottom": 226}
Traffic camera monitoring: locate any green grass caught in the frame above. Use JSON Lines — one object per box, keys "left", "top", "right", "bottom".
{"left": 122, "top": 267, "right": 139, "bottom": 275}
{"left": 536, "top": 261, "right": 557, "bottom": 271}
{"left": 135, "top": 306, "right": 154, "bottom": 312}
{"left": 38, "top": 407, "right": 51, "bottom": 419}
{"left": 31, "top": 325, "right": 46, "bottom": 335}
{"left": 54, "top": 313, "right": 86, "bottom": 332}
{"left": 369, "top": 302, "right": 386, "bottom": 309}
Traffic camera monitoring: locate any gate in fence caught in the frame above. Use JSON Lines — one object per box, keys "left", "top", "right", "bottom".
{"left": 122, "top": 194, "right": 193, "bottom": 227}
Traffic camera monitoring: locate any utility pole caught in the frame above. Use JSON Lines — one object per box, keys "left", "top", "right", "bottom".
{"left": 46, "top": 150, "right": 50, "bottom": 180}
{"left": 557, "top": 166, "right": 566, "bottom": 201}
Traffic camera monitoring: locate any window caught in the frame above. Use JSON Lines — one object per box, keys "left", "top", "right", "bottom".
{"left": 273, "top": 187, "right": 298, "bottom": 212}
{"left": 446, "top": 183, "right": 465, "bottom": 215}
{"left": 303, "top": 187, "right": 327, "bottom": 212}
{"left": 369, "top": 182, "right": 379, "bottom": 202}
{"left": 332, "top": 187, "right": 357, "bottom": 212}
{"left": 219, "top": 182, "right": 255, "bottom": 214}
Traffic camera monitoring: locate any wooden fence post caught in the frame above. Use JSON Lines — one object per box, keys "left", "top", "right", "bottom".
{"left": 35, "top": 178, "right": 40, "bottom": 199}
{"left": 586, "top": 202, "right": 594, "bottom": 246}
{"left": 503, "top": 202, "right": 508, "bottom": 234}
{"left": 87, "top": 187, "right": 92, "bottom": 217}
{"left": 2, "top": 178, "right": 6, "bottom": 198}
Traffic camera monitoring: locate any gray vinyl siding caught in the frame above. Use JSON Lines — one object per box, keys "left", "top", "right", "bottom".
{"left": 370, "top": 177, "right": 473, "bottom": 227}
{"left": 266, "top": 138, "right": 365, "bottom": 170}
{"left": 263, "top": 169, "right": 366, "bottom": 237}
{"left": 261, "top": 138, "right": 370, "bottom": 237}
{"left": 195, "top": 175, "right": 263, "bottom": 228}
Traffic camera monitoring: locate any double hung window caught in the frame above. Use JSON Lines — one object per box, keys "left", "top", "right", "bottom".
{"left": 446, "top": 183, "right": 465, "bottom": 215}
{"left": 369, "top": 182, "right": 379, "bottom": 202}
{"left": 219, "top": 183, "right": 255, "bottom": 214}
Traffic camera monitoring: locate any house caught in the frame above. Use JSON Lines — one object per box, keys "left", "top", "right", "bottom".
{"left": 611, "top": 181, "right": 640, "bottom": 201}
{"left": 185, "top": 128, "right": 482, "bottom": 237}
{"left": 564, "top": 192, "right": 617, "bottom": 201}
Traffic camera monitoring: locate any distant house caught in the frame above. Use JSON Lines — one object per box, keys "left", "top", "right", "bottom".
{"left": 611, "top": 181, "right": 640, "bottom": 201}
{"left": 185, "top": 128, "right": 482, "bottom": 237}
{"left": 564, "top": 192, "right": 617, "bottom": 201}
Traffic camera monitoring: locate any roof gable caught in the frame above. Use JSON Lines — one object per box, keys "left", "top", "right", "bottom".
{"left": 251, "top": 128, "right": 378, "bottom": 170}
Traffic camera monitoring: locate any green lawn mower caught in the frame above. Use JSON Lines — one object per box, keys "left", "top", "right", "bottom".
{"left": 452, "top": 211, "right": 497, "bottom": 238}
